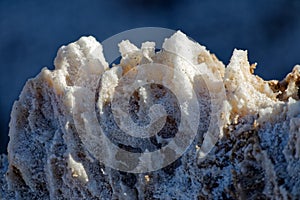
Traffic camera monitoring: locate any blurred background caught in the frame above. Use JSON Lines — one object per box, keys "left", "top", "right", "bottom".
{"left": 1, "top": 0, "right": 300, "bottom": 153}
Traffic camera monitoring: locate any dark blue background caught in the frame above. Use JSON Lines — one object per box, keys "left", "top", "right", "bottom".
{"left": 1, "top": 0, "right": 300, "bottom": 153}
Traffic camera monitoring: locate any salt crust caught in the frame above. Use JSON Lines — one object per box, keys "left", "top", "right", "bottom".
{"left": 1, "top": 31, "right": 299, "bottom": 199}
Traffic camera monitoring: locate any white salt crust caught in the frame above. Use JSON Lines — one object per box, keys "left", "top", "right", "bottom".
{"left": 1, "top": 31, "right": 299, "bottom": 199}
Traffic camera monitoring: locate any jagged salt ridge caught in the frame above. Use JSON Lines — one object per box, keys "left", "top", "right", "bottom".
{"left": 1, "top": 31, "right": 299, "bottom": 199}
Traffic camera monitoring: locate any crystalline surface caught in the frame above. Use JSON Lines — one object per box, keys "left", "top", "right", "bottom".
{"left": 0, "top": 31, "right": 299, "bottom": 199}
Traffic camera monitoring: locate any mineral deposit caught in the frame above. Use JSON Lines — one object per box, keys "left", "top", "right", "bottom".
{"left": 1, "top": 31, "right": 299, "bottom": 199}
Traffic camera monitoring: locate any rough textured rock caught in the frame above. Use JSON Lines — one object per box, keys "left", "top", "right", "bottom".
{"left": 1, "top": 31, "right": 300, "bottom": 199}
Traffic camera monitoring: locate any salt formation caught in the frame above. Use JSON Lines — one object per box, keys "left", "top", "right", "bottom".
{"left": 1, "top": 31, "right": 300, "bottom": 199}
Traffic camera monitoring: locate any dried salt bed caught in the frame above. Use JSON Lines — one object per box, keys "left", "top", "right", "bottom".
{"left": 0, "top": 31, "right": 299, "bottom": 199}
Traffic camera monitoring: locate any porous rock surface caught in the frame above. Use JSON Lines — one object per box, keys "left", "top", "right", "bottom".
{"left": 1, "top": 31, "right": 300, "bottom": 199}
